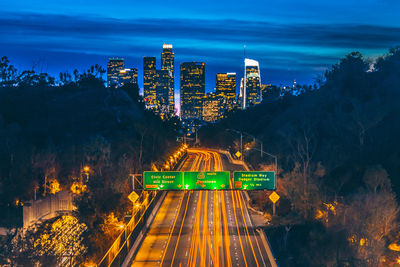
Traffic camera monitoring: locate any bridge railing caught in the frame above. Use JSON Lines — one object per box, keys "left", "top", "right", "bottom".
{"left": 97, "top": 191, "right": 160, "bottom": 267}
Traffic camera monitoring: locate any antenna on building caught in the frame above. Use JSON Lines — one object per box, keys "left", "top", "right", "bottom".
{"left": 243, "top": 45, "right": 247, "bottom": 110}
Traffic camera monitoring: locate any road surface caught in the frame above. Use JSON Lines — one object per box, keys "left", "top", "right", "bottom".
{"left": 131, "top": 148, "right": 271, "bottom": 267}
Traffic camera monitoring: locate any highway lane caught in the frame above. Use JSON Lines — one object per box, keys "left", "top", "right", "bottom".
{"left": 131, "top": 149, "right": 271, "bottom": 267}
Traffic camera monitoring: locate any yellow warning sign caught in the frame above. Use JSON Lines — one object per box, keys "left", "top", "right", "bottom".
{"left": 128, "top": 191, "right": 139, "bottom": 203}
{"left": 269, "top": 191, "right": 280, "bottom": 204}
{"left": 235, "top": 151, "right": 242, "bottom": 158}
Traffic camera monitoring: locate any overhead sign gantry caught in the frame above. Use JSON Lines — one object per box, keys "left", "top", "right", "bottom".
{"left": 143, "top": 171, "right": 275, "bottom": 190}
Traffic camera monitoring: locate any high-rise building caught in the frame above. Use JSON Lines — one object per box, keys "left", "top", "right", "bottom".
{"left": 180, "top": 62, "right": 205, "bottom": 122}
{"left": 216, "top": 72, "right": 236, "bottom": 112}
{"left": 107, "top": 58, "right": 124, "bottom": 88}
{"left": 156, "top": 69, "right": 170, "bottom": 115}
{"left": 143, "top": 57, "right": 157, "bottom": 108}
{"left": 119, "top": 68, "right": 138, "bottom": 86}
{"left": 242, "top": 58, "right": 261, "bottom": 109}
{"left": 161, "top": 44, "right": 175, "bottom": 115}
{"left": 202, "top": 93, "right": 222, "bottom": 122}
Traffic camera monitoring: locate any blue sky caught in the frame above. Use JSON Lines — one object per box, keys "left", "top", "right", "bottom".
{"left": 1, "top": 0, "right": 400, "bottom": 100}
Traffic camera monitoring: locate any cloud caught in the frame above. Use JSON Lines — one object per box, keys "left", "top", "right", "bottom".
{"left": 0, "top": 11, "right": 399, "bottom": 85}
{"left": 2, "top": 12, "right": 400, "bottom": 49}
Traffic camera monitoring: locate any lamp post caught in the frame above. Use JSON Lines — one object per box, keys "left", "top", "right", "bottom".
{"left": 245, "top": 147, "right": 278, "bottom": 216}
{"left": 226, "top": 128, "right": 267, "bottom": 162}
{"left": 82, "top": 165, "right": 90, "bottom": 182}
{"left": 225, "top": 129, "right": 243, "bottom": 161}
{"left": 245, "top": 147, "right": 278, "bottom": 173}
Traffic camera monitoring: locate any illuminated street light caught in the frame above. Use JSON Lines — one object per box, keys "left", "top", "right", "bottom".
{"left": 84, "top": 261, "right": 97, "bottom": 267}
{"left": 82, "top": 165, "right": 90, "bottom": 182}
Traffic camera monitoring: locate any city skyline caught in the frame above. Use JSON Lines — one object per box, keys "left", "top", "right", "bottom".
{"left": 2, "top": 0, "right": 400, "bottom": 96}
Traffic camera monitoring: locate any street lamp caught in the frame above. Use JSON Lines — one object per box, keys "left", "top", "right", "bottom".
{"left": 82, "top": 165, "right": 90, "bottom": 182}
{"left": 225, "top": 129, "right": 243, "bottom": 161}
{"left": 226, "top": 129, "right": 265, "bottom": 161}
{"left": 245, "top": 147, "right": 278, "bottom": 173}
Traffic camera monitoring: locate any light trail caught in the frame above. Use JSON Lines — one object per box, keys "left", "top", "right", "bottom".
{"left": 235, "top": 190, "right": 260, "bottom": 267}
{"left": 230, "top": 185, "right": 249, "bottom": 267}
{"left": 170, "top": 191, "right": 192, "bottom": 267}
{"left": 160, "top": 191, "right": 186, "bottom": 266}
{"left": 132, "top": 148, "right": 270, "bottom": 267}
{"left": 220, "top": 190, "right": 232, "bottom": 267}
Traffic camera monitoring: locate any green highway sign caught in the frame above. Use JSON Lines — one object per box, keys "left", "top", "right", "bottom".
{"left": 183, "top": 172, "right": 230, "bottom": 190}
{"left": 233, "top": 171, "right": 275, "bottom": 190}
{"left": 144, "top": 171, "right": 183, "bottom": 190}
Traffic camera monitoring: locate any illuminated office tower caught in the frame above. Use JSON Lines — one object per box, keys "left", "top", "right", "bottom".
{"left": 119, "top": 68, "right": 138, "bottom": 86}
{"left": 161, "top": 44, "right": 175, "bottom": 115}
{"left": 107, "top": 58, "right": 124, "bottom": 88}
{"left": 202, "top": 93, "right": 222, "bottom": 122}
{"left": 143, "top": 57, "right": 157, "bottom": 108}
{"left": 180, "top": 62, "right": 205, "bottom": 121}
{"left": 216, "top": 72, "right": 236, "bottom": 112}
{"left": 156, "top": 69, "right": 170, "bottom": 117}
{"left": 242, "top": 58, "right": 261, "bottom": 109}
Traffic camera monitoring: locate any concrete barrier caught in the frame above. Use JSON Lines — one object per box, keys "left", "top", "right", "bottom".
{"left": 217, "top": 149, "right": 251, "bottom": 170}
{"left": 121, "top": 191, "right": 167, "bottom": 267}
{"left": 257, "top": 228, "right": 279, "bottom": 267}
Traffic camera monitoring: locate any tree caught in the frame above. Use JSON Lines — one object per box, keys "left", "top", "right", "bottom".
{"left": 31, "top": 150, "right": 59, "bottom": 197}
{"left": 83, "top": 135, "right": 111, "bottom": 177}
{"left": 0, "top": 56, "right": 17, "bottom": 86}
{"left": 121, "top": 82, "right": 140, "bottom": 102}
{"left": 345, "top": 166, "right": 398, "bottom": 266}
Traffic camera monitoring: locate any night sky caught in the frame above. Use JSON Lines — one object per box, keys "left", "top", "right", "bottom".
{"left": 1, "top": 0, "right": 400, "bottom": 99}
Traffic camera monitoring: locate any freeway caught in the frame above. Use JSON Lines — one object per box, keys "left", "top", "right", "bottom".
{"left": 131, "top": 149, "right": 271, "bottom": 267}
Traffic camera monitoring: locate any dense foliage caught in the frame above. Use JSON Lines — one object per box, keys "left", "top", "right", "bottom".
{"left": 0, "top": 57, "right": 181, "bottom": 261}
{"left": 199, "top": 48, "right": 400, "bottom": 266}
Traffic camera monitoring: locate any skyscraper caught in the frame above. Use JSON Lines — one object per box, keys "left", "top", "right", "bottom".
{"left": 242, "top": 58, "right": 261, "bottom": 109}
{"left": 161, "top": 44, "right": 175, "bottom": 115}
{"left": 216, "top": 72, "right": 236, "bottom": 112}
{"left": 119, "top": 68, "right": 138, "bottom": 86}
{"left": 156, "top": 69, "right": 170, "bottom": 115}
{"left": 107, "top": 58, "right": 124, "bottom": 88}
{"left": 202, "top": 93, "right": 222, "bottom": 122}
{"left": 180, "top": 62, "right": 205, "bottom": 122}
{"left": 143, "top": 57, "right": 157, "bottom": 108}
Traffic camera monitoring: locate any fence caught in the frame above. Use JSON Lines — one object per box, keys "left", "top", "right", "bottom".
{"left": 23, "top": 190, "right": 75, "bottom": 228}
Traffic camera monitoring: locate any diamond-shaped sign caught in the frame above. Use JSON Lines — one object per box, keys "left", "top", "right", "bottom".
{"left": 128, "top": 191, "right": 139, "bottom": 203}
{"left": 269, "top": 191, "right": 280, "bottom": 204}
{"left": 235, "top": 151, "right": 242, "bottom": 158}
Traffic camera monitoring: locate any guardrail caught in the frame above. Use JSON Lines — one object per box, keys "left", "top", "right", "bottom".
{"left": 97, "top": 191, "right": 160, "bottom": 267}
{"left": 257, "top": 228, "right": 279, "bottom": 267}
{"left": 97, "top": 147, "right": 188, "bottom": 266}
